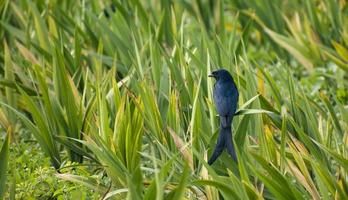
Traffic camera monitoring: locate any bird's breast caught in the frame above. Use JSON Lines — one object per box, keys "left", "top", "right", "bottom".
{"left": 213, "top": 82, "right": 238, "bottom": 97}
{"left": 213, "top": 81, "right": 239, "bottom": 116}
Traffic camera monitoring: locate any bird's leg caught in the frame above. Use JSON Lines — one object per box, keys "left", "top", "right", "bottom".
{"left": 208, "top": 129, "right": 226, "bottom": 165}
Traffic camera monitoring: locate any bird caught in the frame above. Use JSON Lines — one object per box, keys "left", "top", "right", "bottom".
{"left": 208, "top": 69, "right": 239, "bottom": 165}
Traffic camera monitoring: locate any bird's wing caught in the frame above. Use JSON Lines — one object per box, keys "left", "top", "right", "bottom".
{"left": 213, "top": 85, "right": 238, "bottom": 117}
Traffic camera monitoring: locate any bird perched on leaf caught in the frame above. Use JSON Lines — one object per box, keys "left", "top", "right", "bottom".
{"left": 208, "top": 69, "right": 239, "bottom": 165}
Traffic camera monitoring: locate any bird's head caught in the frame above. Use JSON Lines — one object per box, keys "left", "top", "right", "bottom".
{"left": 208, "top": 69, "right": 233, "bottom": 82}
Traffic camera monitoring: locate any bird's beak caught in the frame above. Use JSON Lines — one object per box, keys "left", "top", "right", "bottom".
{"left": 208, "top": 73, "right": 215, "bottom": 78}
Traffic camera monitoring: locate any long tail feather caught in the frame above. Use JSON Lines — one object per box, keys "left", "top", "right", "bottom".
{"left": 224, "top": 127, "right": 237, "bottom": 162}
{"left": 208, "top": 126, "right": 237, "bottom": 165}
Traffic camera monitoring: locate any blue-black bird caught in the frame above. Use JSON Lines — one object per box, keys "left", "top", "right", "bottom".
{"left": 208, "top": 69, "right": 239, "bottom": 165}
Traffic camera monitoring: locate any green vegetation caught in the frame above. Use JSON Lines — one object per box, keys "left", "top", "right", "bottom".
{"left": 0, "top": 0, "right": 347, "bottom": 199}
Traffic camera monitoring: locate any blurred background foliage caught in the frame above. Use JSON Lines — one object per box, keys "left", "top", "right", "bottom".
{"left": 0, "top": 0, "right": 347, "bottom": 199}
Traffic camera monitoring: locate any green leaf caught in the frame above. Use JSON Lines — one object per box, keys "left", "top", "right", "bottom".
{"left": 193, "top": 179, "right": 240, "bottom": 200}
{"left": 28, "top": 1, "right": 50, "bottom": 51}
{"left": 167, "top": 163, "right": 190, "bottom": 200}
{"left": 320, "top": 93, "right": 343, "bottom": 137}
{"left": 251, "top": 153, "right": 302, "bottom": 200}
{"left": 264, "top": 28, "right": 313, "bottom": 70}
{"left": 0, "top": 132, "right": 10, "bottom": 199}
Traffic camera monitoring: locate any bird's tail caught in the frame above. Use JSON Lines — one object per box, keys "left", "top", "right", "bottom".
{"left": 224, "top": 126, "right": 237, "bottom": 162}
{"left": 208, "top": 126, "right": 237, "bottom": 165}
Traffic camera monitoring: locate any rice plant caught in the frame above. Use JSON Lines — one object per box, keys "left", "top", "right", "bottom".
{"left": 0, "top": 0, "right": 347, "bottom": 199}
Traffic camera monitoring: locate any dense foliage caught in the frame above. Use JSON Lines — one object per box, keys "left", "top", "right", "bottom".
{"left": 0, "top": 0, "right": 347, "bottom": 199}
